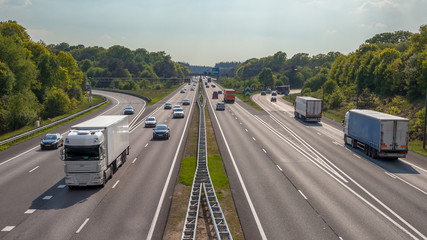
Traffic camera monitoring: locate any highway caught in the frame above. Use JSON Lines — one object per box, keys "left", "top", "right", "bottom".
{"left": 0, "top": 82, "right": 198, "bottom": 240}
{"left": 204, "top": 82, "right": 427, "bottom": 239}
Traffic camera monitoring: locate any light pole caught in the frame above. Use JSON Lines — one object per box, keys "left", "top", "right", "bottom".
{"left": 410, "top": 56, "right": 427, "bottom": 149}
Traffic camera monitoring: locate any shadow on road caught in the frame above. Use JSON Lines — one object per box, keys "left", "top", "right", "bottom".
{"left": 345, "top": 146, "right": 419, "bottom": 174}
{"left": 29, "top": 178, "right": 101, "bottom": 210}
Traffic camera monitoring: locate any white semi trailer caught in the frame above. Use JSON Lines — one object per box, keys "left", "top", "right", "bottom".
{"left": 294, "top": 96, "right": 323, "bottom": 122}
{"left": 61, "top": 115, "right": 129, "bottom": 187}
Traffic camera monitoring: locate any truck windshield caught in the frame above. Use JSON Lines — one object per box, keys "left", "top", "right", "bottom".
{"left": 65, "top": 145, "right": 100, "bottom": 160}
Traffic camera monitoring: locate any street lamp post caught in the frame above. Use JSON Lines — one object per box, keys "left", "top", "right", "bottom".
{"left": 410, "top": 56, "right": 427, "bottom": 149}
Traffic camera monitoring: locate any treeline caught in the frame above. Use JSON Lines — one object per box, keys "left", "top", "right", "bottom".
{"left": 220, "top": 51, "right": 342, "bottom": 89}
{"left": 0, "top": 21, "right": 85, "bottom": 133}
{"left": 49, "top": 43, "right": 190, "bottom": 90}
{"left": 0, "top": 21, "right": 189, "bottom": 134}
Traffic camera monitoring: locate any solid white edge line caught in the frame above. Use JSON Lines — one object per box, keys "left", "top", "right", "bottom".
{"left": 298, "top": 190, "right": 308, "bottom": 200}
{"left": 399, "top": 159, "right": 427, "bottom": 173}
{"left": 0, "top": 145, "right": 38, "bottom": 167}
{"left": 146, "top": 87, "right": 196, "bottom": 240}
{"left": 112, "top": 180, "right": 120, "bottom": 189}
{"left": 29, "top": 166, "right": 39, "bottom": 173}
{"left": 76, "top": 218, "right": 89, "bottom": 233}
{"left": 207, "top": 95, "right": 267, "bottom": 239}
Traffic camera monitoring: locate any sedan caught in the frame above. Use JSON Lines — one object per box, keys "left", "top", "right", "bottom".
{"left": 271, "top": 97, "right": 277, "bottom": 102}
{"left": 216, "top": 102, "right": 225, "bottom": 111}
{"left": 183, "top": 99, "right": 190, "bottom": 105}
{"left": 41, "top": 133, "right": 63, "bottom": 150}
{"left": 145, "top": 116, "right": 157, "bottom": 127}
{"left": 180, "top": 89, "right": 185, "bottom": 93}
{"left": 153, "top": 124, "right": 170, "bottom": 140}
{"left": 164, "top": 102, "right": 172, "bottom": 109}
{"left": 124, "top": 106, "right": 134, "bottom": 115}
{"left": 173, "top": 108, "right": 185, "bottom": 118}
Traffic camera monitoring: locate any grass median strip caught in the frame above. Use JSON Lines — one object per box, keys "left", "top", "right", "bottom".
{"left": 163, "top": 100, "right": 243, "bottom": 239}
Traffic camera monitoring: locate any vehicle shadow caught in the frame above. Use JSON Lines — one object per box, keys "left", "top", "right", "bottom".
{"left": 29, "top": 178, "right": 101, "bottom": 210}
{"left": 345, "top": 146, "right": 419, "bottom": 174}
{"left": 294, "top": 117, "right": 323, "bottom": 127}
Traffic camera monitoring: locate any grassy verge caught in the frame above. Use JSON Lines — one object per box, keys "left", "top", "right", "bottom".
{"left": 0, "top": 96, "right": 108, "bottom": 152}
{"left": 126, "top": 84, "right": 182, "bottom": 105}
{"left": 236, "top": 92, "right": 263, "bottom": 111}
{"left": 163, "top": 98, "right": 243, "bottom": 239}
{"left": 409, "top": 140, "right": 427, "bottom": 157}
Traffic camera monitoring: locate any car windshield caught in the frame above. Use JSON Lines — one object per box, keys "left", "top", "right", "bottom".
{"left": 147, "top": 117, "right": 155, "bottom": 121}
{"left": 44, "top": 134, "right": 57, "bottom": 140}
{"left": 125, "top": 107, "right": 133, "bottom": 110}
{"left": 156, "top": 125, "right": 168, "bottom": 130}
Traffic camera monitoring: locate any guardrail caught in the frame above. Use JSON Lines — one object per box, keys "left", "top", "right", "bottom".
{"left": 181, "top": 86, "right": 232, "bottom": 240}
{"left": 0, "top": 95, "right": 107, "bottom": 146}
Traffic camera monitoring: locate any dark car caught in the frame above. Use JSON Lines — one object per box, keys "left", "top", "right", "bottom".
{"left": 272, "top": 91, "right": 277, "bottom": 96}
{"left": 164, "top": 102, "right": 172, "bottom": 109}
{"left": 153, "top": 124, "right": 170, "bottom": 140}
{"left": 261, "top": 91, "right": 266, "bottom": 95}
{"left": 218, "top": 90, "right": 222, "bottom": 94}
{"left": 216, "top": 102, "right": 225, "bottom": 111}
{"left": 41, "top": 133, "right": 63, "bottom": 150}
{"left": 271, "top": 97, "right": 277, "bottom": 102}
{"left": 124, "top": 106, "right": 134, "bottom": 115}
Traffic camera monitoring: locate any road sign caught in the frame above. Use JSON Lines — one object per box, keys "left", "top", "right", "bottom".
{"left": 245, "top": 86, "right": 251, "bottom": 96}
{"left": 212, "top": 67, "right": 219, "bottom": 74}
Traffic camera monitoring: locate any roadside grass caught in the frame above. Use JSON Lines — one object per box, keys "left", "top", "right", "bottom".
{"left": 0, "top": 96, "right": 108, "bottom": 152}
{"left": 236, "top": 92, "right": 263, "bottom": 111}
{"left": 409, "top": 140, "right": 427, "bottom": 157}
{"left": 164, "top": 95, "right": 243, "bottom": 239}
{"left": 0, "top": 95, "right": 105, "bottom": 141}
{"left": 126, "top": 84, "right": 182, "bottom": 105}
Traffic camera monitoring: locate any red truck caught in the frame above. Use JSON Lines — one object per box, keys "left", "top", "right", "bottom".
{"left": 223, "top": 89, "right": 236, "bottom": 103}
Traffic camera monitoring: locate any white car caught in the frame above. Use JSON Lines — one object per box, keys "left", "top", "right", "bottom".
{"left": 145, "top": 116, "right": 157, "bottom": 127}
{"left": 173, "top": 108, "right": 184, "bottom": 118}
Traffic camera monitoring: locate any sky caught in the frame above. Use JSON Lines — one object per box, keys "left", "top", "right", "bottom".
{"left": 1, "top": 0, "right": 426, "bottom": 66}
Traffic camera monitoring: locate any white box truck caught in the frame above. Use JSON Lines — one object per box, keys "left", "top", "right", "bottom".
{"left": 294, "top": 96, "right": 322, "bottom": 122}
{"left": 343, "top": 109, "right": 409, "bottom": 159}
{"left": 61, "top": 115, "right": 130, "bottom": 187}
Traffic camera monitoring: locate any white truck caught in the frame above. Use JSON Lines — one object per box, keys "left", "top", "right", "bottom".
{"left": 343, "top": 109, "right": 409, "bottom": 159}
{"left": 61, "top": 115, "right": 130, "bottom": 187}
{"left": 294, "top": 96, "right": 322, "bottom": 122}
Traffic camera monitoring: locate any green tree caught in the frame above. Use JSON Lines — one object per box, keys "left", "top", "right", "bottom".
{"left": 42, "top": 87, "right": 71, "bottom": 119}
{"left": 0, "top": 61, "right": 15, "bottom": 95}
{"left": 4, "top": 90, "right": 40, "bottom": 130}
{"left": 324, "top": 79, "right": 337, "bottom": 95}
{"left": 258, "top": 67, "right": 274, "bottom": 87}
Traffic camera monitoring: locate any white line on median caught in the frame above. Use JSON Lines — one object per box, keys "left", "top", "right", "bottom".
{"left": 132, "top": 158, "right": 137, "bottom": 164}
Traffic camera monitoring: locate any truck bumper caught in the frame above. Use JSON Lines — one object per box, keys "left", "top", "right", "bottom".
{"left": 378, "top": 152, "right": 406, "bottom": 158}
{"left": 65, "top": 172, "right": 104, "bottom": 186}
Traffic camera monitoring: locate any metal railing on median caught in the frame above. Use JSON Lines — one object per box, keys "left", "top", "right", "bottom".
{"left": 181, "top": 86, "right": 232, "bottom": 240}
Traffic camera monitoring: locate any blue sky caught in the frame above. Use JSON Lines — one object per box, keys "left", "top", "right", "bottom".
{"left": 1, "top": 0, "right": 426, "bottom": 66}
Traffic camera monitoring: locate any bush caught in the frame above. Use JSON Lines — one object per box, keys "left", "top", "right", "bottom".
{"left": 42, "top": 87, "right": 71, "bottom": 119}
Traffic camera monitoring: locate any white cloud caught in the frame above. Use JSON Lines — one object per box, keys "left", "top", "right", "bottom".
{"left": 0, "top": 0, "right": 31, "bottom": 7}
{"left": 375, "top": 22, "right": 387, "bottom": 28}
{"left": 357, "top": 0, "right": 399, "bottom": 12}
